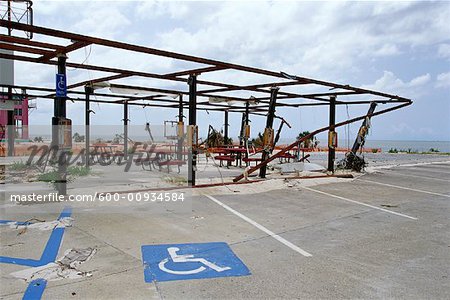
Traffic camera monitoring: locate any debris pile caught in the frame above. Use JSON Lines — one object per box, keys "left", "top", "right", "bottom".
{"left": 11, "top": 247, "right": 96, "bottom": 282}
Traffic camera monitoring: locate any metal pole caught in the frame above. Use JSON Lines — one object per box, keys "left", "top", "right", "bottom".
{"left": 327, "top": 95, "right": 336, "bottom": 173}
{"left": 84, "top": 85, "right": 92, "bottom": 168}
{"left": 6, "top": 0, "right": 14, "bottom": 156}
{"left": 351, "top": 102, "right": 377, "bottom": 154}
{"left": 7, "top": 0, "right": 11, "bottom": 35}
{"left": 239, "top": 113, "right": 245, "bottom": 147}
{"left": 188, "top": 74, "right": 197, "bottom": 187}
{"left": 224, "top": 110, "right": 229, "bottom": 145}
{"left": 245, "top": 101, "right": 249, "bottom": 126}
{"left": 259, "top": 86, "right": 279, "bottom": 178}
{"left": 53, "top": 53, "right": 67, "bottom": 195}
{"left": 177, "top": 94, "right": 183, "bottom": 161}
{"left": 6, "top": 83, "right": 14, "bottom": 156}
{"left": 123, "top": 101, "right": 128, "bottom": 160}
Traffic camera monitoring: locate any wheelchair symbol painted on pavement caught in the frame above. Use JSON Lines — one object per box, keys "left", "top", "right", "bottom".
{"left": 158, "top": 247, "right": 231, "bottom": 275}
{"left": 142, "top": 242, "right": 250, "bottom": 282}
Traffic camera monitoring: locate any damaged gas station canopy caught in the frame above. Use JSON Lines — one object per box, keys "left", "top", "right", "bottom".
{"left": 0, "top": 20, "right": 411, "bottom": 113}
{"left": 0, "top": 19, "right": 412, "bottom": 190}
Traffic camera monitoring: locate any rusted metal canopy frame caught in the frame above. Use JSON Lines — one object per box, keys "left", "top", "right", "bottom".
{"left": 0, "top": 20, "right": 411, "bottom": 113}
{"left": 233, "top": 101, "right": 412, "bottom": 182}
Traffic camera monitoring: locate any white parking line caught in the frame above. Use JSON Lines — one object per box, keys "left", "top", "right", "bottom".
{"left": 204, "top": 194, "right": 313, "bottom": 257}
{"left": 406, "top": 167, "right": 450, "bottom": 175}
{"left": 301, "top": 186, "right": 418, "bottom": 220}
{"left": 383, "top": 170, "right": 449, "bottom": 182}
{"left": 358, "top": 179, "right": 450, "bottom": 198}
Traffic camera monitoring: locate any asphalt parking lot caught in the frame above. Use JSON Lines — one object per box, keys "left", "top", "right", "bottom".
{"left": 1, "top": 161, "right": 449, "bottom": 299}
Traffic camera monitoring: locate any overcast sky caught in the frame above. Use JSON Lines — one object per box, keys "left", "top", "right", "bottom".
{"left": 8, "top": 1, "right": 450, "bottom": 141}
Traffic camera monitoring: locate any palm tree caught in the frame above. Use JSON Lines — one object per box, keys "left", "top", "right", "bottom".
{"left": 297, "top": 131, "right": 317, "bottom": 149}
{"left": 73, "top": 132, "right": 85, "bottom": 143}
{"left": 250, "top": 132, "right": 264, "bottom": 148}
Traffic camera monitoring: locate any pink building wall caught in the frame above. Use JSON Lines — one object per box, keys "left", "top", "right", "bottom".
{"left": 0, "top": 97, "right": 29, "bottom": 140}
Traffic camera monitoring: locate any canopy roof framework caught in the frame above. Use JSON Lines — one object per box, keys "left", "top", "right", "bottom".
{"left": 0, "top": 20, "right": 412, "bottom": 115}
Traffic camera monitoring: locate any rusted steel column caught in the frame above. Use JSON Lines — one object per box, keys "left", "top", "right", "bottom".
{"left": 188, "top": 74, "right": 197, "bottom": 187}
{"left": 53, "top": 53, "right": 67, "bottom": 195}
{"left": 224, "top": 110, "right": 229, "bottom": 145}
{"left": 123, "top": 101, "right": 129, "bottom": 160}
{"left": 327, "top": 95, "right": 336, "bottom": 173}
{"left": 84, "top": 85, "right": 93, "bottom": 168}
{"left": 6, "top": 97, "right": 14, "bottom": 156}
{"left": 351, "top": 102, "right": 377, "bottom": 154}
{"left": 239, "top": 113, "right": 245, "bottom": 147}
{"left": 259, "top": 86, "right": 279, "bottom": 178}
{"left": 177, "top": 94, "right": 184, "bottom": 161}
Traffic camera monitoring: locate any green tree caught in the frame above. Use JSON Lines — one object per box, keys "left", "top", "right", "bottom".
{"left": 33, "top": 136, "right": 44, "bottom": 143}
{"left": 297, "top": 131, "right": 317, "bottom": 149}
{"left": 250, "top": 132, "right": 264, "bottom": 148}
{"left": 73, "top": 132, "right": 85, "bottom": 143}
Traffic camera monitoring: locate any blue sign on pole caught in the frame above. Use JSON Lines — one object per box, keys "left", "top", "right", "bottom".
{"left": 141, "top": 242, "right": 250, "bottom": 282}
{"left": 55, "top": 73, "right": 67, "bottom": 97}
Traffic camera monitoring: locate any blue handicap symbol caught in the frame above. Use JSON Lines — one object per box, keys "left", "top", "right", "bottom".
{"left": 141, "top": 242, "right": 251, "bottom": 282}
{"left": 55, "top": 73, "right": 67, "bottom": 97}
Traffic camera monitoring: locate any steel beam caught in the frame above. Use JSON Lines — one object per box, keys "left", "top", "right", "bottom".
{"left": 0, "top": 21, "right": 411, "bottom": 102}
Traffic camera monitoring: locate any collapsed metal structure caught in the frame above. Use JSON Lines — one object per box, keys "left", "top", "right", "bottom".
{"left": 0, "top": 20, "right": 412, "bottom": 192}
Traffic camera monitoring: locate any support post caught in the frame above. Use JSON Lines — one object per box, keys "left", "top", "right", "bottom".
{"left": 351, "top": 102, "right": 377, "bottom": 154}
{"left": 84, "top": 85, "right": 93, "bottom": 168}
{"left": 239, "top": 113, "right": 245, "bottom": 147}
{"left": 177, "top": 94, "right": 183, "bottom": 161}
{"left": 259, "top": 87, "right": 279, "bottom": 178}
{"left": 188, "top": 75, "right": 197, "bottom": 187}
{"left": 327, "top": 95, "right": 336, "bottom": 173}
{"left": 245, "top": 101, "right": 250, "bottom": 127}
{"left": 123, "top": 101, "right": 129, "bottom": 160}
{"left": 224, "top": 110, "right": 229, "bottom": 146}
{"left": 6, "top": 107, "right": 14, "bottom": 156}
{"left": 53, "top": 53, "right": 67, "bottom": 195}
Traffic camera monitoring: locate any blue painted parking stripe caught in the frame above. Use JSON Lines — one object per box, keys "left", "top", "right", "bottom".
{"left": 0, "top": 207, "right": 73, "bottom": 267}
{"left": 0, "top": 257, "right": 42, "bottom": 267}
{"left": 0, "top": 220, "right": 31, "bottom": 225}
{"left": 40, "top": 207, "right": 72, "bottom": 264}
{"left": 22, "top": 279, "right": 47, "bottom": 300}
{"left": 0, "top": 207, "right": 72, "bottom": 300}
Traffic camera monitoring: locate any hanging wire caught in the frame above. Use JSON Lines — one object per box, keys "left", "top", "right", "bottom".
{"left": 66, "top": 46, "right": 91, "bottom": 72}
{"left": 143, "top": 101, "right": 149, "bottom": 122}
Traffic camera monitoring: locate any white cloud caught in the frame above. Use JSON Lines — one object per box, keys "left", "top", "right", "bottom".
{"left": 436, "top": 72, "right": 450, "bottom": 88}
{"left": 362, "top": 71, "right": 431, "bottom": 96}
{"left": 373, "top": 44, "right": 401, "bottom": 57}
{"left": 136, "top": 1, "right": 190, "bottom": 20}
{"left": 438, "top": 44, "right": 450, "bottom": 60}
{"left": 72, "top": 4, "right": 131, "bottom": 38}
